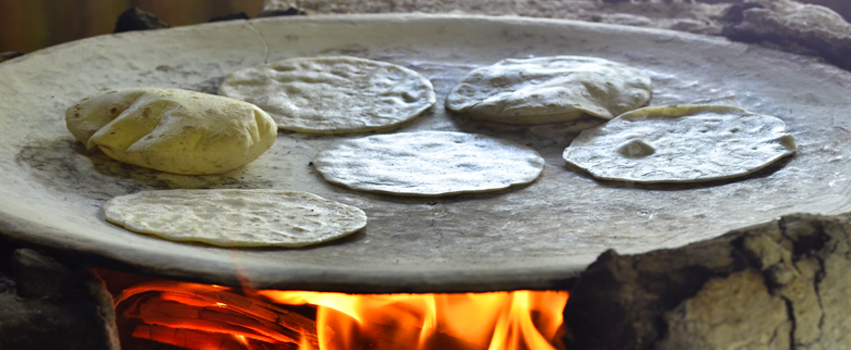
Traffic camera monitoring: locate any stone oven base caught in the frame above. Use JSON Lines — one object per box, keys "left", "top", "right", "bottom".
{"left": 565, "top": 212, "right": 851, "bottom": 350}
{"left": 0, "top": 244, "right": 118, "bottom": 350}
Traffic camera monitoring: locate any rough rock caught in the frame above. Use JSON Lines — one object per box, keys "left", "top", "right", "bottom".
{"left": 257, "top": 3, "right": 308, "bottom": 18}
{"left": 806, "top": 0, "right": 851, "bottom": 21}
{"left": 0, "top": 247, "right": 119, "bottom": 350}
{"left": 114, "top": 7, "right": 170, "bottom": 34}
{"left": 13, "top": 248, "right": 85, "bottom": 299}
{"left": 722, "top": 0, "right": 851, "bottom": 71}
{"left": 563, "top": 212, "right": 851, "bottom": 350}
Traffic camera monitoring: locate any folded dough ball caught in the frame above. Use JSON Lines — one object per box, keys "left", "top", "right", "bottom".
{"left": 103, "top": 189, "right": 367, "bottom": 248}
{"left": 218, "top": 56, "right": 436, "bottom": 134}
{"left": 65, "top": 88, "right": 277, "bottom": 175}
{"left": 446, "top": 55, "right": 652, "bottom": 124}
{"left": 562, "top": 105, "right": 797, "bottom": 183}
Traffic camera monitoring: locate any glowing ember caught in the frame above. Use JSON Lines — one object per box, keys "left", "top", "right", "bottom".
{"left": 114, "top": 281, "right": 568, "bottom": 350}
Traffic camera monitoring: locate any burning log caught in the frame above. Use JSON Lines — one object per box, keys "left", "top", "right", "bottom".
{"left": 132, "top": 324, "right": 295, "bottom": 350}
{"left": 135, "top": 299, "right": 294, "bottom": 343}
{"left": 116, "top": 281, "right": 318, "bottom": 350}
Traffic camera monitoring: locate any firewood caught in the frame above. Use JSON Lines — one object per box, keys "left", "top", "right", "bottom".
{"left": 117, "top": 281, "right": 318, "bottom": 349}
{"left": 132, "top": 324, "right": 294, "bottom": 350}
{"left": 137, "top": 299, "right": 298, "bottom": 344}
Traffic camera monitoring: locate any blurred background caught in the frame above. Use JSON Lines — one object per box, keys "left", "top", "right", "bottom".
{"left": 0, "top": 0, "right": 265, "bottom": 53}
{"left": 0, "top": 0, "right": 848, "bottom": 54}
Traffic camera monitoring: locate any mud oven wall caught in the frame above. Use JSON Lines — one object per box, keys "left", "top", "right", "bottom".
{"left": 2, "top": 211, "right": 851, "bottom": 350}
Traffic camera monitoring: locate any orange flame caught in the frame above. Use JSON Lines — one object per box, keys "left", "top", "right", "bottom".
{"left": 257, "top": 290, "right": 568, "bottom": 350}
{"left": 113, "top": 279, "right": 568, "bottom": 350}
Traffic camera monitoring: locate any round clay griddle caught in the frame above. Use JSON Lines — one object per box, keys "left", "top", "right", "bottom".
{"left": 1, "top": 14, "right": 850, "bottom": 293}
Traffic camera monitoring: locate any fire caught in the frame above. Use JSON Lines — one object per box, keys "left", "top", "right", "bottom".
{"left": 112, "top": 279, "right": 568, "bottom": 350}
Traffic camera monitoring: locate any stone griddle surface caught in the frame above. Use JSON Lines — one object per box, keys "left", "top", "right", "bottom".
{"left": 1, "top": 14, "right": 850, "bottom": 293}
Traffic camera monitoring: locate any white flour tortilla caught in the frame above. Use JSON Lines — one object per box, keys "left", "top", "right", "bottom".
{"left": 218, "top": 56, "right": 436, "bottom": 134}
{"left": 563, "top": 105, "right": 797, "bottom": 183}
{"left": 313, "top": 131, "right": 545, "bottom": 196}
{"left": 65, "top": 88, "right": 277, "bottom": 175}
{"left": 103, "top": 189, "right": 367, "bottom": 248}
{"left": 445, "top": 55, "right": 652, "bottom": 124}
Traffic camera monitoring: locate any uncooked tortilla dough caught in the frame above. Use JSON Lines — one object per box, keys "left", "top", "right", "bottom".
{"left": 313, "top": 131, "right": 545, "bottom": 196}
{"left": 103, "top": 189, "right": 367, "bottom": 247}
{"left": 66, "top": 88, "right": 277, "bottom": 175}
{"left": 445, "top": 55, "right": 652, "bottom": 124}
{"left": 218, "top": 56, "right": 436, "bottom": 134}
{"left": 562, "top": 105, "right": 797, "bottom": 183}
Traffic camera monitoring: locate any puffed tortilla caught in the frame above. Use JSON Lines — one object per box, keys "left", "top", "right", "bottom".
{"left": 65, "top": 88, "right": 277, "bottom": 175}
{"left": 445, "top": 55, "right": 652, "bottom": 124}
{"left": 313, "top": 130, "right": 545, "bottom": 196}
{"left": 103, "top": 189, "right": 367, "bottom": 248}
{"left": 218, "top": 56, "right": 436, "bottom": 134}
{"left": 562, "top": 105, "right": 797, "bottom": 183}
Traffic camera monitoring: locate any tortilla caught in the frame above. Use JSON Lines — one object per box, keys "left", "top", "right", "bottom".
{"left": 445, "top": 55, "right": 652, "bottom": 124}
{"left": 562, "top": 105, "right": 797, "bottom": 183}
{"left": 218, "top": 56, "right": 436, "bottom": 134}
{"left": 103, "top": 189, "right": 367, "bottom": 247}
{"left": 65, "top": 88, "right": 277, "bottom": 175}
{"left": 313, "top": 130, "right": 545, "bottom": 196}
